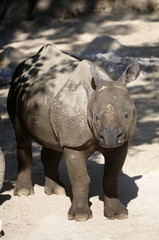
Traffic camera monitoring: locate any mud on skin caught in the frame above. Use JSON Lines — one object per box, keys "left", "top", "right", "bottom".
{"left": 7, "top": 44, "right": 140, "bottom": 222}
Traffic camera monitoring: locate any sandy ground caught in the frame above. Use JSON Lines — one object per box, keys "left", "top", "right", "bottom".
{"left": 0, "top": 13, "right": 159, "bottom": 240}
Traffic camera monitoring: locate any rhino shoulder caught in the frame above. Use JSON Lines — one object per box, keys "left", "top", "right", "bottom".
{"left": 50, "top": 84, "right": 93, "bottom": 147}
{"left": 49, "top": 60, "right": 95, "bottom": 147}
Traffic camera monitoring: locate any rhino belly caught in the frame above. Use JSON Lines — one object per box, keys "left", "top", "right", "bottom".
{"left": 30, "top": 117, "right": 60, "bottom": 148}
{"left": 19, "top": 99, "right": 62, "bottom": 151}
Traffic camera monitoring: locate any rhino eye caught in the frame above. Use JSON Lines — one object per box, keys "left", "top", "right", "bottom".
{"left": 124, "top": 112, "right": 128, "bottom": 119}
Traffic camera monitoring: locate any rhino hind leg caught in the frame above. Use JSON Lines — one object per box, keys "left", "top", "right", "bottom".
{"left": 9, "top": 114, "right": 34, "bottom": 197}
{"left": 102, "top": 142, "right": 128, "bottom": 220}
{"left": 41, "top": 148, "right": 65, "bottom": 195}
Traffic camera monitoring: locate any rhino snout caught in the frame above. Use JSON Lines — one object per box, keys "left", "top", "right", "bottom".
{"left": 99, "top": 127, "right": 125, "bottom": 148}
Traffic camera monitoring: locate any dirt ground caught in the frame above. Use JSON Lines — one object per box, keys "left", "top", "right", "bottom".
{"left": 0, "top": 13, "right": 159, "bottom": 240}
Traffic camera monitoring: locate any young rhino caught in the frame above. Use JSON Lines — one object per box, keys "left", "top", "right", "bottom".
{"left": 7, "top": 44, "right": 140, "bottom": 222}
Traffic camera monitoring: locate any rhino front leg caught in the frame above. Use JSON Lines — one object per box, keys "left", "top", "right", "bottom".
{"left": 64, "top": 148, "right": 92, "bottom": 222}
{"left": 41, "top": 148, "right": 65, "bottom": 195}
{"left": 102, "top": 142, "right": 128, "bottom": 220}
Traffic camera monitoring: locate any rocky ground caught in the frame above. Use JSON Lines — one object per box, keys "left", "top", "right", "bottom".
{"left": 0, "top": 13, "right": 159, "bottom": 240}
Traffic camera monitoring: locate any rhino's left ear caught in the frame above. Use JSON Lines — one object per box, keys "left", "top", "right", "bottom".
{"left": 90, "top": 64, "right": 110, "bottom": 90}
{"left": 118, "top": 63, "right": 140, "bottom": 86}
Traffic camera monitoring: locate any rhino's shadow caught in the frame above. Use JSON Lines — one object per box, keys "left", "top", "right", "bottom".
{"left": 59, "top": 153, "right": 142, "bottom": 207}
{"left": 118, "top": 173, "right": 142, "bottom": 206}
{"left": 1, "top": 144, "right": 141, "bottom": 208}
{"left": 0, "top": 180, "right": 12, "bottom": 205}
{"left": 0, "top": 194, "right": 11, "bottom": 206}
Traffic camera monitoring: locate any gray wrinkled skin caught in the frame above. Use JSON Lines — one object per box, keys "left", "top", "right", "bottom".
{"left": 7, "top": 44, "right": 140, "bottom": 221}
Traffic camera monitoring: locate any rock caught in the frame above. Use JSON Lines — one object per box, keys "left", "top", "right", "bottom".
{"left": 0, "top": 47, "right": 25, "bottom": 86}
{"left": 0, "top": 47, "right": 25, "bottom": 69}
{"left": 82, "top": 35, "right": 124, "bottom": 55}
{"left": 77, "top": 35, "right": 127, "bottom": 79}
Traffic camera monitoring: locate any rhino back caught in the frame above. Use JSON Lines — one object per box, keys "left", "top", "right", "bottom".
{"left": 9, "top": 44, "right": 80, "bottom": 148}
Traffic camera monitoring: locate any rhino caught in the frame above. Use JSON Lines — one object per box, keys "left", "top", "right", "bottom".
{"left": 7, "top": 44, "right": 140, "bottom": 222}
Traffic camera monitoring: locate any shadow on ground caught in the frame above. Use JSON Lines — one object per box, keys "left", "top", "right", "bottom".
{"left": 0, "top": 138, "right": 141, "bottom": 209}
{"left": 59, "top": 152, "right": 142, "bottom": 207}
{"left": 0, "top": 193, "right": 11, "bottom": 205}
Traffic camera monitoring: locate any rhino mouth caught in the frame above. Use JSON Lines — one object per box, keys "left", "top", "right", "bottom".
{"left": 99, "top": 127, "right": 126, "bottom": 148}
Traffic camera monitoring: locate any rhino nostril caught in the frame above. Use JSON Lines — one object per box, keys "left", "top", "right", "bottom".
{"left": 99, "top": 134, "right": 104, "bottom": 140}
{"left": 118, "top": 132, "right": 123, "bottom": 138}
{"left": 117, "top": 129, "right": 125, "bottom": 143}
{"left": 99, "top": 134, "right": 105, "bottom": 145}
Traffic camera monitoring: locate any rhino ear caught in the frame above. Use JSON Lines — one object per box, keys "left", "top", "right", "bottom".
{"left": 118, "top": 63, "right": 140, "bottom": 86}
{"left": 90, "top": 64, "right": 105, "bottom": 90}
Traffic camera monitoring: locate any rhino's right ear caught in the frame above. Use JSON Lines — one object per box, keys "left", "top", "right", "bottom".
{"left": 90, "top": 64, "right": 105, "bottom": 90}
{"left": 118, "top": 63, "right": 140, "bottom": 86}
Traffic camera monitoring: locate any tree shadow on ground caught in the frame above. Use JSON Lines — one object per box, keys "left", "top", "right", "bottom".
{"left": 128, "top": 76, "right": 159, "bottom": 147}
{"left": 2, "top": 13, "right": 159, "bottom": 57}
{"left": 80, "top": 35, "right": 159, "bottom": 147}
{"left": 0, "top": 14, "right": 134, "bottom": 54}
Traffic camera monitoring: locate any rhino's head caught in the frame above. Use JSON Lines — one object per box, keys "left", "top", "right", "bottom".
{"left": 88, "top": 63, "right": 140, "bottom": 148}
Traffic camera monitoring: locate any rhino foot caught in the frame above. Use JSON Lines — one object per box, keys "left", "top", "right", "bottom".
{"left": 68, "top": 205, "right": 92, "bottom": 222}
{"left": 44, "top": 177, "right": 66, "bottom": 195}
{"left": 14, "top": 182, "right": 34, "bottom": 196}
{"left": 104, "top": 197, "right": 128, "bottom": 220}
